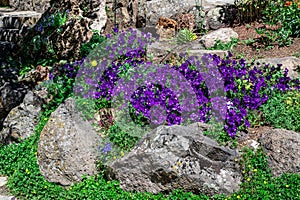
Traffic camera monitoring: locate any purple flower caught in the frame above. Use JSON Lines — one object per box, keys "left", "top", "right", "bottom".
{"left": 113, "top": 26, "right": 119, "bottom": 33}
{"left": 101, "top": 143, "right": 112, "bottom": 154}
{"left": 49, "top": 73, "right": 54, "bottom": 80}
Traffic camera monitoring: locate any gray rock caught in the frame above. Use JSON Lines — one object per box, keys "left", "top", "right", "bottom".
{"left": 0, "top": 176, "right": 16, "bottom": 200}
{"left": 259, "top": 129, "right": 300, "bottom": 176}
{"left": 0, "top": 81, "right": 28, "bottom": 133}
{"left": 104, "top": 124, "right": 242, "bottom": 196}
{"left": 146, "top": 39, "right": 227, "bottom": 64}
{"left": 0, "top": 176, "right": 8, "bottom": 187}
{"left": 0, "top": 196, "right": 16, "bottom": 200}
{"left": 137, "top": 0, "right": 235, "bottom": 30}
{"left": 138, "top": 0, "right": 196, "bottom": 27}
{"left": 1, "top": 90, "right": 43, "bottom": 144}
{"left": 203, "top": 0, "right": 235, "bottom": 9}
{"left": 257, "top": 57, "right": 300, "bottom": 79}
{"left": 18, "top": 0, "right": 109, "bottom": 60}
{"left": 205, "top": 7, "right": 226, "bottom": 30}
{"left": 8, "top": 0, "right": 50, "bottom": 13}
{"left": 200, "top": 28, "right": 238, "bottom": 48}
{"left": 89, "top": 0, "right": 107, "bottom": 33}
{"left": 37, "top": 97, "right": 100, "bottom": 186}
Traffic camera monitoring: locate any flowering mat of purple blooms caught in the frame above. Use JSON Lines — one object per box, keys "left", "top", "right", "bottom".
{"left": 66, "top": 28, "right": 300, "bottom": 139}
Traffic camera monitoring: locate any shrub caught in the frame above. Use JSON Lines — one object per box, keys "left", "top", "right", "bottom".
{"left": 255, "top": 0, "right": 300, "bottom": 47}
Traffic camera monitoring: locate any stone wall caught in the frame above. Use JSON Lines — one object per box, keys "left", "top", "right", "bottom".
{"left": 8, "top": 0, "right": 50, "bottom": 13}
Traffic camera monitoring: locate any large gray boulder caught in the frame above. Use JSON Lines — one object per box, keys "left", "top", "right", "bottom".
{"left": 37, "top": 97, "right": 100, "bottom": 186}
{"left": 259, "top": 129, "right": 300, "bottom": 176}
{"left": 104, "top": 124, "right": 242, "bottom": 196}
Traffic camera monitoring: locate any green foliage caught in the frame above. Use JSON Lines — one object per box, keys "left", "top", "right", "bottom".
{"left": 256, "top": 0, "right": 300, "bottom": 47}
{"left": 235, "top": 147, "right": 300, "bottom": 200}
{"left": 80, "top": 31, "right": 107, "bottom": 57}
{"left": 234, "top": 0, "right": 270, "bottom": 23}
{"left": 176, "top": 28, "right": 198, "bottom": 44}
{"left": 263, "top": 0, "right": 300, "bottom": 37}
{"left": 1, "top": 120, "right": 299, "bottom": 199}
{"left": 260, "top": 89, "right": 300, "bottom": 131}
{"left": 35, "top": 61, "right": 79, "bottom": 116}
{"left": 74, "top": 96, "right": 111, "bottom": 121}
{"left": 203, "top": 118, "right": 237, "bottom": 147}
{"left": 207, "top": 38, "right": 239, "bottom": 51}
{"left": 53, "top": 11, "right": 68, "bottom": 27}
{"left": 106, "top": 124, "right": 139, "bottom": 152}
{"left": 255, "top": 27, "right": 292, "bottom": 48}
{"left": 241, "top": 38, "right": 255, "bottom": 45}
{"left": 28, "top": 11, "right": 68, "bottom": 61}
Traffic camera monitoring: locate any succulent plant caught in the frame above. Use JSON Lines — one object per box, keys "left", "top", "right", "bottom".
{"left": 176, "top": 28, "right": 197, "bottom": 44}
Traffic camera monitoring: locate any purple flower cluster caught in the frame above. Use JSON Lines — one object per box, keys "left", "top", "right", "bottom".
{"left": 74, "top": 28, "right": 300, "bottom": 138}
{"left": 35, "top": 14, "right": 55, "bottom": 32}
{"left": 50, "top": 60, "right": 84, "bottom": 81}
{"left": 74, "top": 28, "right": 154, "bottom": 100}
{"left": 218, "top": 54, "right": 270, "bottom": 136}
{"left": 217, "top": 53, "right": 300, "bottom": 137}
{"left": 112, "top": 60, "right": 202, "bottom": 127}
{"left": 129, "top": 83, "right": 181, "bottom": 125}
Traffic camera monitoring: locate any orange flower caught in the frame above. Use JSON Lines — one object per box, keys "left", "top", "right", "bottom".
{"left": 285, "top": 1, "right": 292, "bottom": 6}
{"left": 295, "top": 0, "right": 298, "bottom": 3}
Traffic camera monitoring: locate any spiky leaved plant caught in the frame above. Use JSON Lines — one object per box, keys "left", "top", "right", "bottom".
{"left": 176, "top": 28, "right": 198, "bottom": 44}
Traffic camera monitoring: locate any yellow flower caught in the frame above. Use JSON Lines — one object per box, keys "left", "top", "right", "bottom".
{"left": 113, "top": 156, "right": 117, "bottom": 160}
{"left": 25, "top": 169, "right": 30, "bottom": 174}
{"left": 44, "top": 117, "right": 48, "bottom": 121}
{"left": 264, "top": 181, "right": 267, "bottom": 184}
{"left": 253, "top": 169, "right": 257, "bottom": 172}
{"left": 237, "top": 195, "right": 241, "bottom": 199}
{"left": 91, "top": 60, "right": 98, "bottom": 67}
{"left": 247, "top": 178, "right": 251, "bottom": 182}
{"left": 286, "top": 100, "right": 292, "bottom": 105}
{"left": 120, "top": 151, "right": 124, "bottom": 157}
{"left": 176, "top": 161, "right": 182, "bottom": 166}
{"left": 44, "top": 186, "right": 48, "bottom": 189}
{"left": 286, "top": 184, "right": 289, "bottom": 188}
